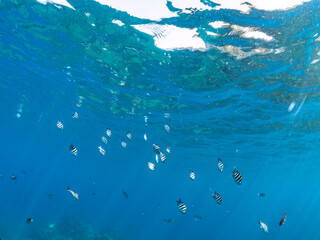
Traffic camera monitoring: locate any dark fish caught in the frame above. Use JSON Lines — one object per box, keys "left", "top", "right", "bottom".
{"left": 122, "top": 189, "right": 128, "bottom": 199}
{"left": 47, "top": 193, "right": 56, "bottom": 201}
{"left": 177, "top": 199, "right": 187, "bottom": 214}
{"left": 21, "top": 170, "right": 27, "bottom": 175}
{"left": 11, "top": 175, "right": 17, "bottom": 180}
{"left": 279, "top": 211, "right": 286, "bottom": 226}
{"left": 232, "top": 168, "right": 242, "bottom": 185}
{"left": 92, "top": 192, "right": 96, "bottom": 196}
{"left": 26, "top": 218, "right": 33, "bottom": 224}
{"left": 164, "top": 219, "right": 174, "bottom": 223}
{"left": 213, "top": 192, "right": 222, "bottom": 204}
{"left": 217, "top": 158, "right": 224, "bottom": 172}
{"left": 194, "top": 215, "right": 202, "bottom": 221}
{"left": 153, "top": 144, "right": 161, "bottom": 154}
{"left": 69, "top": 144, "right": 78, "bottom": 156}
{"left": 258, "top": 193, "right": 265, "bottom": 197}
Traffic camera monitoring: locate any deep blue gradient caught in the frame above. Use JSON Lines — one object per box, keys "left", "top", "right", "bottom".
{"left": 1, "top": 0, "right": 320, "bottom": 239}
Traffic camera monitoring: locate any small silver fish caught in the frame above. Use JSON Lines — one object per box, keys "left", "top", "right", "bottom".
{"left": 102, "top": 136, "right": 107, "bottom": 144}
{"left": 121, "top": 141, "right": 127, "bottom": 148}
{"left": 144, "top": 133, "right": 147, "bottom": 141}
{"left": 126, "top": 132, "right": 132, "bottom": 140}
{"left": 164, "top": 124, "right": 170, "bottom": 133}
{"left": 166, "top": 146, "right": 171, "bottom": 154}
{"left": 106, "top": 129, "right": 112, "bottom": 138}
{"left": 155, "top": 154, "right": 159, "bottom": 163}
{"left": 67, "top": 187, "right": 79, "bottom": 200}
{"left": 259, "top": 221, "right": 268, "bottom": 233}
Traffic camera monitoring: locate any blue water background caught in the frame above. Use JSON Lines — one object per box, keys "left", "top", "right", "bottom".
{"left": 1, "top": 0, "right": 320, "bottom": 239}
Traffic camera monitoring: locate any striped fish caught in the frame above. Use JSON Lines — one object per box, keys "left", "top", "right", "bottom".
{"left": 57, "top": 121, "right": 63, "bottom": 129}
{"left": 72, "top": 112, "right": 78, "bottom": 119}
{"left": 189, "top": 170, "right": 195, "bottom": 180}
{"left": 160, "top": 152, "right": 166, "bottom": 163}
{"left": 106, "top": 129, "right": 112, "bottom": 138}
{"left": 213, "top": 192, "right": 222, "bottom": 204}
{"left": 69, "top": 144, "right": 77, "bottom": 156}
{"left": 153, "top": 144, "right": 161, "bottom": 154}
{"left": 98, "top": 146, "right": 105, "bottom": 156}
{"left": 126, "top": 132, "right": 132, "bottom": 140}
{"left": 102, "top": 136, "right": 107, "bottom": 144}
{"left": 217, "top": 158, "right": 224, "bottom": 172}
{"left": 232, "top": 168, "right": 242, "bottom": 185}
{"left": 177, "top": 199, "right": 187, "bottom": 214}
{"left": 148, "top": 162, "right": 155, "bottom": 171}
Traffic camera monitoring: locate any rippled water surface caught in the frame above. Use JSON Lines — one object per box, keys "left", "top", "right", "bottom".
{"left": 1, "top": 0, "right": 320, "bottom": 239}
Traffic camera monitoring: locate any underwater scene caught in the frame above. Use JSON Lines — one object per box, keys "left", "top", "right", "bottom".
{"left": 1, "top": 0, "right": 320, "bottom": 239}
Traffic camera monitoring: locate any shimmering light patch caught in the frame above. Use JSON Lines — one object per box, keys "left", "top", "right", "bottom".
{"left": 209, "top": 21, "right": 230, "bottom": 29}
{"left": 132, "top": 24, "right": 206, "bottom": 51}
{"left": 213, "top": 0, "right": 311, "bottom": 11}
{"left": 95, "top": 0, "right": 309, "bottom": 21}
{"left": 112, "top": 20, "right": 125, "bottom": 26}
{"left": 206, "top": 31, "right": 220, "bottom": 37}
{"left": 94, "top": 0, "right": 176, "bottom": 20}
{"left": 230, "top": 25, "right": 274, "bottom": 42}
{"left": 215, "top": 45, "right": 251, "bottom": 59}
{"left": 37, "top": 0, "right": 75, "bottom": 10}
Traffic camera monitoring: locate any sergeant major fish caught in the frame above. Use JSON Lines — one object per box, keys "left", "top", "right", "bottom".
{"left": 69, "top": 144, "right": 78, "bottom": 156}
{"left": 232, "top": 167, "right": 242, "bottom": 185}
{"left": 153, "top": 144, "right": 161, "bottom": 154}
{"left": 189, "top": 170, "right": 195, "bottom": 180}
{"left": 217, "top": 158, "right": 224, "bottom": 172}
{"left": 160, "top": 152, "right": 166, "bottom": 163}
{"left": 148, "top": 162, "right": 155, "bottom": 171}
{"left": 213, "top": 192, "right": 222, "bottom": 204}
{"left": 177, "top": 199, "right": 187, "bottom": 214}
{"left": 67, "top": 187, "right": 79, "bottom": 200}
{"left": 57, "top": 121, "right": 63, "bottom": 129}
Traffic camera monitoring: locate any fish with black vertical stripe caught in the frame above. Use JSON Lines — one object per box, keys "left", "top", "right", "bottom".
{"left": 213, "top": 192, "right": 222, "bottom": 204}
{"left": 217, "top": 158, "right": 224, "bottom": 172}
{"left": 69, "top": 144, "right": 78, "bottom": 156}
{"left": 177, "top": 199, "right": 187, "bottom": 214}
{"left": 232, "top": 167, "right": 242, "bottom": 185}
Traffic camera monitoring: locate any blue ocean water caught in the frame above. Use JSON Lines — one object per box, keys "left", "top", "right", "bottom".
{"left": 1, "top": 0, "right": 320, "bottom": 239}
